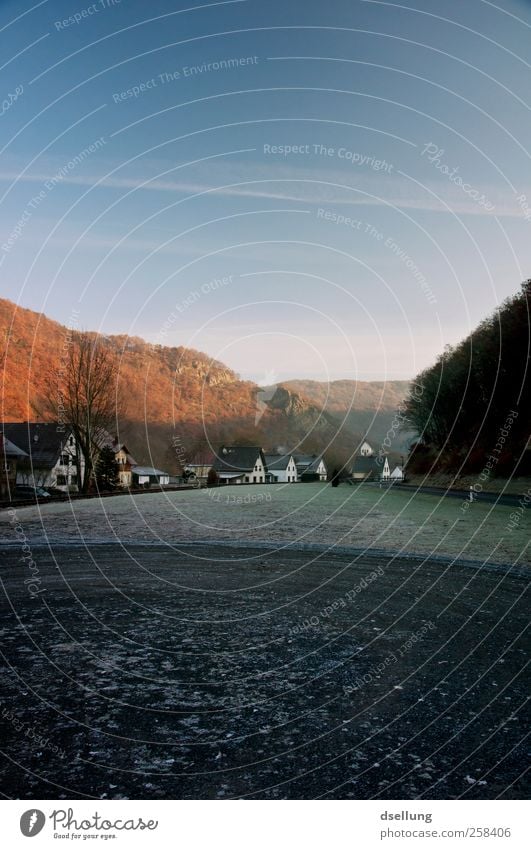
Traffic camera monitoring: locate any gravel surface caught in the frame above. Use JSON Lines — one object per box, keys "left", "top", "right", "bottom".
{"left": 0, "top": 539, "right": 528, "bottom": 800}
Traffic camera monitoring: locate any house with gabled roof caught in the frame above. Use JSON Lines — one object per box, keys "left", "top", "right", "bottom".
{"left": 390, "top": 464, "right": 404, "bottom": 481}
{"left": 294, "top": 454, "right": 327, "bottom": 482}
{"left": 97, "top": 432, "right": 137, "bottom": 488}
{"left": 1, "top": 422, "right": 83, "bottom": 492}
{"left": 212, "top": 446, "right": 267, "bottom": 484}
{"left": 352, "top": 454, "right": 390, "bottom": 482}
{"left": 264, "top": 453, "right": 298, "bottom": 483}
{"left": 352, "top": 455, "right": 378, "bottom": 481}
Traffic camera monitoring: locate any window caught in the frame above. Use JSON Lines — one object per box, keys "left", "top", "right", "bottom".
{"left": 57, "top": 475, "right": 67, "bottom": 486}
{"left": 253, "top": 476, "right": 256, "bottom": 483}
{"left": 68, "top": 436, "right": 74, "bottom": 447}
{"left": 60, "top": 453, "right": 70, "bottom": 465}
{"left": 245, "top": 476, "right": 249, "bottom": 482}
{"left": 70, "top": 474, "right": 78, "bottom": 485}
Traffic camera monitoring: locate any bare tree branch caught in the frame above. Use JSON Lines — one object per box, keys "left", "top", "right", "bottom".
{"left": 45, "top": 332, "right": 124, "bottom": 492}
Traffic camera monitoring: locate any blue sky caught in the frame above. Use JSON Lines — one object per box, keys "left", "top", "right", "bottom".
{"left": 1, "top": 0, "right": 530, "bottom": 381}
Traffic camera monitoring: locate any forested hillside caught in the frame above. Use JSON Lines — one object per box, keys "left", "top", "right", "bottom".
{"left": 0, "top": 299, "right": 360, "bottom": 468}
{"left": 405, "top": 281, "right": 531, "bottom": 476}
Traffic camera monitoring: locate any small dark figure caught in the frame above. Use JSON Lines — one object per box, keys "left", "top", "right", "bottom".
{"left": 331, "top": 467, "right": 341, "bottom": 487}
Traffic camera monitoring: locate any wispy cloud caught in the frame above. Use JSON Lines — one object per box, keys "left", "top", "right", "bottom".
{"left": 0, "top": 157, "right": 526, "bottom": 218}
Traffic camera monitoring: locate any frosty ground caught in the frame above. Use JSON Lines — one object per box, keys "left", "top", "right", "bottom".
{"left": 1, "top": 482, "right": 529, "bottom": 564}
{"left": 0, "top": 484, "right": 529, "bottom": 799}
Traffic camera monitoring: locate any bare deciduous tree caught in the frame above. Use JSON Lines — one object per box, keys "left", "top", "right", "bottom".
{"left": 48, "top": 332, "right": 123, "bottom": 492}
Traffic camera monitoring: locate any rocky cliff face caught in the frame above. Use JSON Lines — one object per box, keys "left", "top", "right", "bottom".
{"left": 266, "top": 385, "right": 307, "bottom": 417}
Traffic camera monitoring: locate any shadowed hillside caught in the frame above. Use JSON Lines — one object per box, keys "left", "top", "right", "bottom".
{"left": 404, "top": 280, "right": 531, "bottom": 477}
{"left": 281, "top": 378, "right": 414, "bottom": 455}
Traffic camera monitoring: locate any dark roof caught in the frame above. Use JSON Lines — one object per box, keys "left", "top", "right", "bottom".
{"left": 0, "top": 434, "right": 28, "bottom": 459}
{"left": 265, "top": 453, "right": 294, "bottom": 471}
{"left": 1, "top": 422, "right": 70, "bottom": 468}
{"left": 213, "top": 446, "right": 264, "bottom": 473}
{"left": 294, "top": 454, "right": 326, "bottom": 472}
{"left": 352, "top": 456, "right": 381, "bottom": 474}
{"left": 293, "top": 454, "right": 315, "bottom": 467}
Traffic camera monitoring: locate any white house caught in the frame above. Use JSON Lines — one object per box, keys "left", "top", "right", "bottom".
{"left": 1, "top": 422, "right": 84, "bottom": 492}
{"left": 390, "top": 465, "right": 405, "bottom": 481}
{"left": 359, "top": 441, "right": 374, "bottom": 457}
{"left": 294, "top": 454, "right": 327, "bottom": 482}
{"left": 213, "top": 446, "right": 267, "bottom": 484}
{"left": 265, "top": 454, "right": 298, "bottom": 483}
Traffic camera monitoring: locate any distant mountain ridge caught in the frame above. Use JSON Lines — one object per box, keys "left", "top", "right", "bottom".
{"left": 281, "top": 379, "right": 410, "bottom": 412}
{"left": 0, "top": 298, "right": 412, "bottom": 468}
